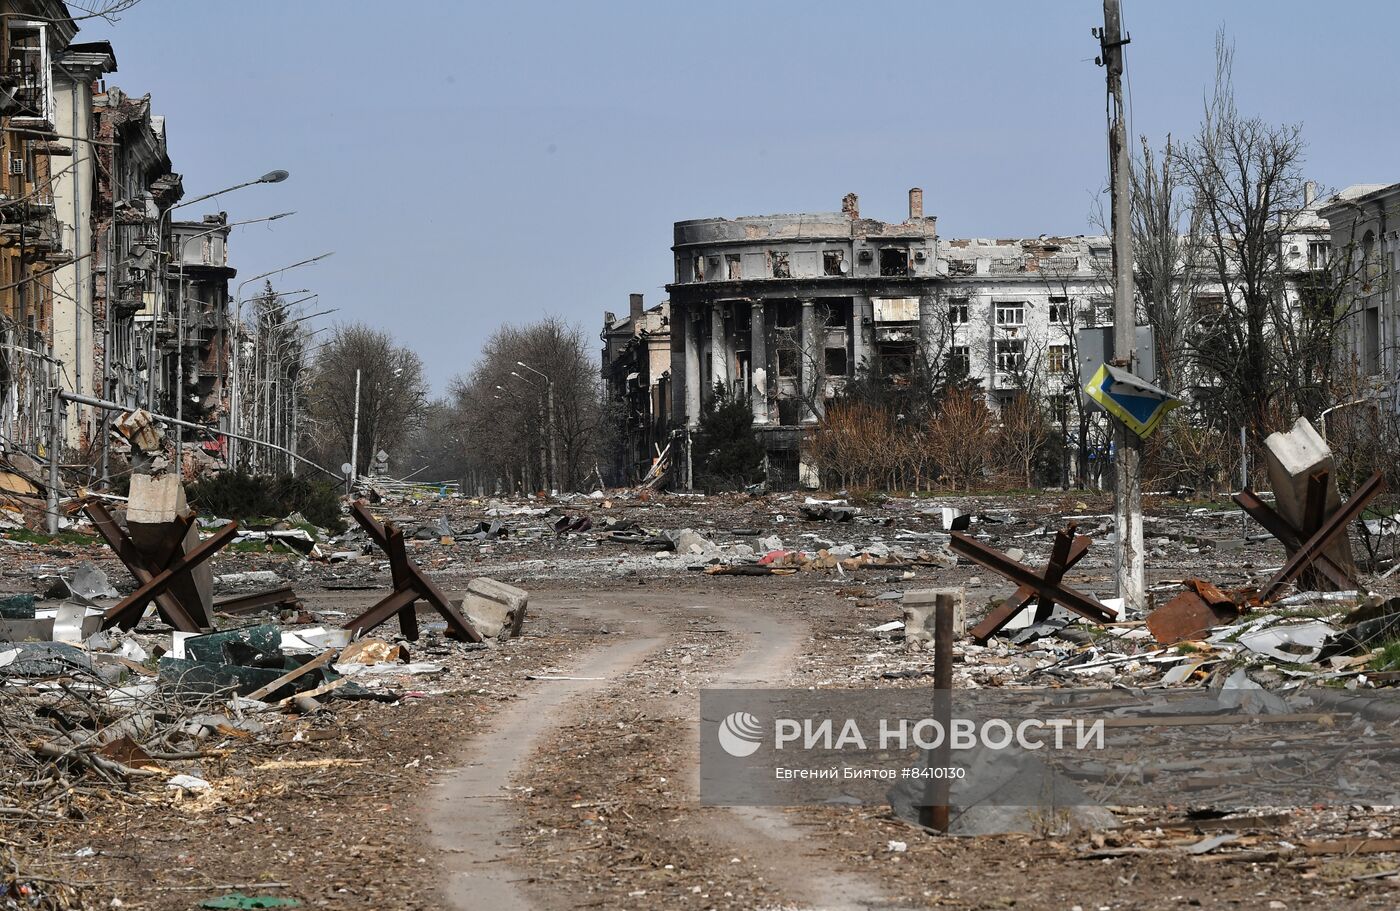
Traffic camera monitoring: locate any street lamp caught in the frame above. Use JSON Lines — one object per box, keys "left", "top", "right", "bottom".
{"left": 229, "top": 252, "right": 334, "bottom": 467}
{"left": 516, "top": 360, "right": 557, "bottom": 492}
{"left": 171, "top": 211, "right": 294, "bottom": 464}
{"left": 150, "top": 170, "right": 290, "bottom": 412}
{"left": 171, "top": 170, "right": 290, "bottom": 214}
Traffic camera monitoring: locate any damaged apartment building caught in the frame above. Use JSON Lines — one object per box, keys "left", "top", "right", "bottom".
{"left": 601, "top": 293, "right": 671, "bottom": 482}
{"left": 0, "top": 3, "right": 246, "bottom": 479}
{"left": 663, "top": 189, "right": 1111, "bottom": 486}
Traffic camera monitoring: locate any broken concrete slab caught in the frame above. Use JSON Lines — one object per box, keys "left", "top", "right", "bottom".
{"left": 901, "top": 589, "right": 966, "bottom": 649}
{"left": 461, "top": 577, "right": 529, "bottom": 640}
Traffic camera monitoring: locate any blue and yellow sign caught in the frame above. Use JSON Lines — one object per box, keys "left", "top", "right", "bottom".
{"left": 1084, "top": 364, "right": 1181, "bottom": 437}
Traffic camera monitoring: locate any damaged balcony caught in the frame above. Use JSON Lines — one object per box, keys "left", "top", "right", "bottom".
{"left": 0, "top": 200, "right": 64, "bottom": 261}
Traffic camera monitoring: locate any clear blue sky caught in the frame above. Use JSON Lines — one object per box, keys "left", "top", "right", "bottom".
{"left": 81, "top": 0, "right": 1400, "bottom": 393}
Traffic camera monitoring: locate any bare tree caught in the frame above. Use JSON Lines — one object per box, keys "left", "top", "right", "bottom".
{"left": 449, "top": 317, "right": 605, "bottom": 492}
{"left": 303, "top": 324, "right": 428, "bottom": 476}
{"left": 1132, "top": 134, "right": 1205, "bottom": 392}
{"left": 1174, "top": 32, "right": 1311, "bottom": 437}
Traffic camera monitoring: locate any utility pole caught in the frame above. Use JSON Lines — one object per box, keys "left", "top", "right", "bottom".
{"left": 1097, "top": 0, "right": 1146, "bottom": 614}
{"left": 349, "top": 367, "right": 361, "bottom": 492}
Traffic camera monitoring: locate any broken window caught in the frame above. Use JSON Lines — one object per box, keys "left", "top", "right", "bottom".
{"left": 770, "top": 250, "right": 791, "bottom": 279}
{"left": 774, "top": 301, "right": 798, "bottom": 328}
{"left": 879, "top": 247, "right": 909, "bottom": 277}
{"left": 777, "top": 347, "right": 798, "bottom": 378}
{"left": 948, "top": 298, "right": 969, "bottom": 324}
{"left": 1051, "top": 394, "right": 1071, "bottom": 426}
{"left": 692, "top": 255, "right": 705, "bottom": 282}
{"left": 823, "top": 250, "right": 845, "bottom": 276}
{"left": 880, "top": 343, "right": 915, "bottom": 376}
{"left": 1048, "top": 297, "right": 1070, "bottom": 324}
{"left": 825, "top": 347, "right": 847, "bottom": 376}
{"left": 947, "top": 345, "right": 970, "bottom": 377}
{"left": 995, "top": 339, "right": 1023, "bottom": 373}
{"left": 824, "top": 302, "right": 846, "bottom": 328}
{"left": 1048, "top": 344, "right": 1070, "bottom": 374}
{"left": 726, "top": 254, "right": 741, "bottom": 280}
{"left": 995, "top": 303, "right": 1025, "bottom": 327}
{"left": 1307, "top": 241, "right": 1330, "bottom": 271}
{"left": 1365, "top": 307, "right": 1381, "bottom": 375}
{"left": 7, "top": 24, "right": 50, "bottom": 122}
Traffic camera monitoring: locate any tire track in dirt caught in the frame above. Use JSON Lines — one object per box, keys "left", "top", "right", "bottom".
{"left": 426, "top": 597, "right": 665, "bottom": 911}
{"left": 697, "top": 598, "right": 895, "bottom": 911}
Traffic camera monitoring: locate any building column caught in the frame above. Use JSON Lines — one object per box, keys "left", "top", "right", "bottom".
{"left": 710, "top": 302, "right": 728, "bottom": 395}
{"left": 800, "top": 298, "right": 818, "bottom": 423}
{"left": 851, "top": 295, "right": 870, "bottom": 374}
{"left": 684, "top": 303, "right": 701, "bottom": 428}
{"left": 918, "top": 294, "right": 937, "bottom": 354}
{"left": 750, "top": 299, "right": 768, "bottom": 424}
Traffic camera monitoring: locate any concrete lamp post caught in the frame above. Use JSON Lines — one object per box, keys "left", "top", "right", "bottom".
{"left": 514, "top": 360, "right": 557, "bottom": 492}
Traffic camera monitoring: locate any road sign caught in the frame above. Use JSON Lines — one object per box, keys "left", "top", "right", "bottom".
{"left": 1084, "top": 363, "right": 1181, "bottom": 437}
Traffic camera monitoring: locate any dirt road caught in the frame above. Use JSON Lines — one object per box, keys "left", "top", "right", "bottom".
{"left": 425, "top": 590, "right": 896, "bottom": 911}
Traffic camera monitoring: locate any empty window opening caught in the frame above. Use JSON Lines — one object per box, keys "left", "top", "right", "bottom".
{"left": 823, "top": 250, "right": 846, "bottom": 276}
{"left": 948, "top": 298, "right": 969, "bottom": 324}
{"left": 726, "top": 254, "right": 741, "bottom": 280}
{"left": 879, "top": 342, "right": 916, "bottom": 376}
{"left": 1049, "top": 297, "right": 1070, "bottom": 323}
{"left": 995, "top": 339, "right": 1024, "bottom": 373}
{"left": 692, "top": 255, "right": 705, "bottom": 282}
{"left": 825, "top": 347, "right": 848, "bottom": 376}
{"left": 774, "top": 301, "right": 798, "bottom": 328}
{"left": 947, "top": 345, "right": 970, "bottom": 377}
{"left": 770, "top": 250, "right": 791, "bottom": 279}
{"left": 879, "top": 247, "right": 909, "bottom": 277}
{"left": 1365, "top": 307, "right": 1381, "bottom": 375}
{"left": 777, "top": 348, "right": 798, "bottom": 378}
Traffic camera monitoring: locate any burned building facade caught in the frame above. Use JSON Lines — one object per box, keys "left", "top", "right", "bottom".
{"left": 600, "top": 293, "right": 670, "bottom": 483}
{"left": 168, "top": 214, "right": 235, "bottom": 440}
{"left": 665, "top": 190, "right": 1108, "bottom": 486}
{"left": 0, "top": 3, "right": 79, "bottom": 451}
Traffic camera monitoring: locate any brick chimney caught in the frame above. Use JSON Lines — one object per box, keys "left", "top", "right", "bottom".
{"left": 841, "top": 192, "right": 859, "bottom": 219}
{"left": 908, "top": 187, "right": 923, "bottom": 221}
{"left": 629, "top": 293, "right": 644, "bottom": 333}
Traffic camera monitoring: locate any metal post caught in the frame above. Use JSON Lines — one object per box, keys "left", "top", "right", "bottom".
{"left": 919, "top": 590, "right": 956, "bottom": 832}
{"left": 46, "top": 383, "right": 61, "bottom": 535}
{"left": 1099, "top": 0, "right": 1145, "bottom": 615}
{"left": 349, "top": 367, "right": 361, "bottom": 491}
{"left": 546, "top": 377, "right": 558, "bottom": 492}
{"left": 1240, "top": 425, "right": 1248, "bottom": 541}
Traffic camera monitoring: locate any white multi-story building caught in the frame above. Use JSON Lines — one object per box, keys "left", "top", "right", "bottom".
{"left": 663, "top": 189, "right": 1114, "bottom": 484}
{"left": 1320, "top": 182, "right": 1400, "bottom": 403}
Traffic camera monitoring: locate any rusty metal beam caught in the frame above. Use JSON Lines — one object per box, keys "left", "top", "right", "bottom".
{"left": 952, "top": 529, "right": 1115, "bottom": 629}
{"left": 968, "top": 533, "right": 1091, "bottom": 644}
{"left": 1233, "top": 489, "right": 1352, "bottom": 590}
{"left": 214, "top": 585, "right": 301, "bottom": 616}
{"left": 342, "top": 501, "right": 481, "bottom": 642}
{"left": 85, "top": 501, "right": 203, "bottom": 633}
{"left": 1260, "top": 470, "right": 1386, "bottom": 603}
{"left": 103, "top": 521, "right": 239, "bottom": 627}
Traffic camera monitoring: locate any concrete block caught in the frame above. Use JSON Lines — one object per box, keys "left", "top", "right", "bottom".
{"left": 463, "top": 577, "right": 529, "bottom": 640}
{"left": 901, "top": 588, "right": 966, "bottom": 648}
{"left": 127, "top": 473, "right": 187, "bottom": 525}
{"left": 1263, "top": 417, "right": 1355, "bottom": 585}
